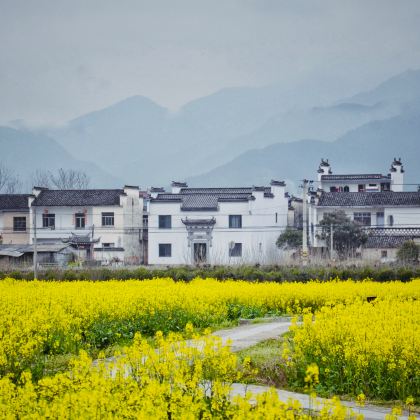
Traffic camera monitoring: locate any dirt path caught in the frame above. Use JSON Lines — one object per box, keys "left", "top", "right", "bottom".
{"left": 210, "top": 321, "right": 410, "bottom": 420}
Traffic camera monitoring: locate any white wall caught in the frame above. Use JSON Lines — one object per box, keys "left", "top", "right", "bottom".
{"left": 148, "top": 189, "right": 288, "bottom": 265}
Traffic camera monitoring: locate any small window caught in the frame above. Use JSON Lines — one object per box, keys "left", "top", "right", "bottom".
{"left": 358, "top": 184, "right": 365, "bottom": 192}
{"left": 381, "top": 250, "right": 388, "bottom": 258}
{"left": 102, "top": 243, "right": 115, "bottom": 248}
{"left": 159, "top": 243, "right": 172, "bottom": 257}
{"left": 330, "top": 186, "right": 337, "bottom": 192}
{"left": 275, "top": 212, "right": 278, "bottom": 223}
{"left": 42, "top": 213, "right": 55, "bottom": 228}
{"left": 159, "top": 215, "right": 172, "bottom": 229}
{"left": 229, "top": 215, "right": 242, "bottom": 228}
{"left": 353, "top": 212, "right": 371, "bottom": 226}
{"left": 229, "top": 243, "right": 242, "bottom": 257}
{"left": 343, "top": 186, "right": 350, "bottom": 192}
{"left": 75, "top": 213, "right": 85, "bottom": 229}
{"left": 388, "top": 215, "right": 394, "bottom": 227}
{"left": 13, "top": 217, "right": 26, "bottom": 232}
{"left": 102, "top": 212, "right": 114, "bottom": 226}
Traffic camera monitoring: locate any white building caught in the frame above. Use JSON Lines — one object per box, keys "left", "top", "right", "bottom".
{"left": 317, "top": 157, "right": 404, "bottom": 192}
{"left": 308, "top": 158, "right": 420, "bottom": 262}
{"left": 29, "top": 186, "right": 144, "bottom": 264}
{"left": 147, "top": 181, "right": 288, "bottom": 265}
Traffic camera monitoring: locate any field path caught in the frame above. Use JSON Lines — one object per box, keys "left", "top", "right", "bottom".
{"left": 210, "top": 320, "right": 410, "bottom": 420}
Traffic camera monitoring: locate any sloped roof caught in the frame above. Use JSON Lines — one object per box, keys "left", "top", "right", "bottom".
{"left": 150, "top": 184, "right": 285, "bottom": 210}
{"left": 0, "top": 243, "right": 70, "bottom": 256}
{"left": 0, "top": 194, "right": 30, "bottom": 210}
{"left": 32, "top": 189, "right": 124, "bottom": 206}
{"left": 321, "top": 174, "right": 390, "bottom": 181}
{"left": 365, "top": 236, "right": 417, "bottom": 249}
{"left": 318, "top": 192, "right": 420, "bottom": 207}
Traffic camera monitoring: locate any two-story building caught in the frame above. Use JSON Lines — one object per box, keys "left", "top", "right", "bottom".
{"left": 29, "top": 186, "right": 144, "bottom": 264}
{"left": 0, "top": 194, "right": 30, "bottom": 245}
{"left": 147, "top": 181, "right": 288, "bottom": 265}
{"left": 308, "top": 158, "right": 420, "bottom": 262}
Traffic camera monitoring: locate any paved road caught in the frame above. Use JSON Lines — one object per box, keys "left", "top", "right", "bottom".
{"left": 210, "top": 321, "right": 410, "bottom": 420}
{"left": 211, "top": 320, "right": 292, "bottom": 351}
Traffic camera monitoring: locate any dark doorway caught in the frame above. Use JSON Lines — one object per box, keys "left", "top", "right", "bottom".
{"left": 194, "top": 243, "right": 207, "bottom": 264}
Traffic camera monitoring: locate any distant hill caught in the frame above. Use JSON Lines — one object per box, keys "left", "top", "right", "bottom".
{"left": 188, "top": 107, "right": 420, "bottom": 191}
{"left": 0, "top": 126, "right": 121, "bottom": 189}
{"left": 4, "top": 69, "right": 420, "bottom": 188}
{"left": 44, "top": 69, "right": 420, "bottom": 186}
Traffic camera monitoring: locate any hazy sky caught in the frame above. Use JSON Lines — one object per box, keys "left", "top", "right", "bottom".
{"left": 1, "top": 0, "right": 420, "bottom": 125}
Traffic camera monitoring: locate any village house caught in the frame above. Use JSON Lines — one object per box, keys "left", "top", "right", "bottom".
{"left": 0, "top": 194, "right": 31, "bottom": 245}
{"left": 308, "top": 158, "right": 420, "bottom": 262}
{"left": 147, "top": 181, "right": 288, "bottom": 265}
{"left": 28, "top": 186, "right": 145, "bottom": 265}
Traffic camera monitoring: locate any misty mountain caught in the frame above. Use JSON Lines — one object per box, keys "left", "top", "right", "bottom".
{"left": 0, "top": 126, "right": 121, "bottom": 189}
{"left": 188, "top": 106, "right": 420, "bottom": 191}
{"left": 45, "top": 70, "right": 420, "bottom": 186}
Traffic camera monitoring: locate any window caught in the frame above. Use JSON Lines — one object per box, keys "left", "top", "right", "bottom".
{"left": 75, "top": 213, "right": 85, "bottom": 229}
{"left": 229, "top": 215, "right": 242, "bottom": 228}
{"left": 381, "top": 250, "right": 388, "bottom": 258}
{"left": 358, "top": 184, "right": 365, "bottom": 192}
{"left": 143, "top": 215, "right": 148, "bottom": 228}
{"left": 381, "top": 183, "right": 390, "bottom": 191}
{"left": 275, "top": 212, "right": 278, "bottom": 223}
{"left": 229, "top": 242, "right": 242, "bottom": 257}
{"left": 42, "top": 213, "right": 55, "bottom": 228}
{"left": 388, "top": 215, "right": 394, "bottom": 227}
{"left": 102, "top": 243, "right": 115, "bottom": 248}
{"left": 13, "top": 217, "right": 26, "bottom": 232}
{"left": 159, "top": 243, "right": 171, "bottom": 257}
{"left": 102, "top": 212, "right": 114, "bottom": 226}
{"left": 159, "top": 215, "right": 171, "bottom": 229}
{"left": 343, "top": 186, "right": 350, "bottom": 192}
{"left": 330, "top": 186, "right": 337, "bottom": 192}
{"left": 376, "top": 212, "right": 384, "bottom": 227}
{"left": 353, "top": 212, "right": 371, "bottom": 226}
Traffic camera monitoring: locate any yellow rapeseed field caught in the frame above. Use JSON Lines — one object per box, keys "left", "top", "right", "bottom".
{"left": 284, "top": 298, "right": 420, "bottom": 402}
{"left": 0, "top": 277, "right": 419, "bottom": 418}
{"left": 0, "top": 328, "right": 360, "bottom": 419}
{"left": 1, "top": 277, "right": 419, "bottom": 380}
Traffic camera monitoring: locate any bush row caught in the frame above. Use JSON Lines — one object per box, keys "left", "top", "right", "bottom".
{"left": 1, "top": 264, "right": 419, "bottom": 282}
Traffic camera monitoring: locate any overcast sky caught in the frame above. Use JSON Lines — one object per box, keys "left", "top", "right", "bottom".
{"left": 1, "top": 0, "right": 420, "bottom": 125}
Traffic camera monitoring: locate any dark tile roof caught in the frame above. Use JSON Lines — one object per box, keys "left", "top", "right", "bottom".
{"left": 318, "top": 192, "right": 420, "bottom": 207}
{"left": 151, "top": 185, "right": 282, "bottom": 210}
{"left": 182, "top": 217, "right": 216, "bottom": 226}
{"left": 32, "top": 189, "right": 124, "bottom": 206}
{"left": 365, "top": 236, "right": 417, "bottom": 249}
{"left": 180, "top": 187, "right": 262, "bottom": 194}
{"left": 0, "top": 194, "right": 30, "bottom": 211}
{"left": 321, "top": 174, "right": 390, "bottom": 181}
{"left": 181, "top": 195, "right": 219, "bottom": 211}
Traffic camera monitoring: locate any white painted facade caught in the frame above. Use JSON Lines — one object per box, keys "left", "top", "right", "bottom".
{"left": 308, "top": 159, "right": 420, "bottom": 262}
{"left": 28, "top": 186, "right": 143, "bottom": 264}
{"left": 148, "top": 182, "right": 289, "bottom": 265}
{"left": 317, "top": 158, "right": 404, "bottom": 193}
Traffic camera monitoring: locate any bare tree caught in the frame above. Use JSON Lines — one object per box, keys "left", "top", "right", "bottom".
{"left": 31, "top": 169, "right": 52, "bottom": 189}
{"left": 0, "top": 163, "right": 22, "bottom": 193}
{"left": 50, "top": 168, "right": 90, "bottom": 189}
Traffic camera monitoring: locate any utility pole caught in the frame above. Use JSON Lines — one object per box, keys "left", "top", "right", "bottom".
{"left": 33, "top": 207, "right": 38, "bottom": 280}
{"left": 302, "top": 179, "right": 309, "bottom": 265}
{"left": 330, "top": 223, "right": 334, "bottom": 260}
